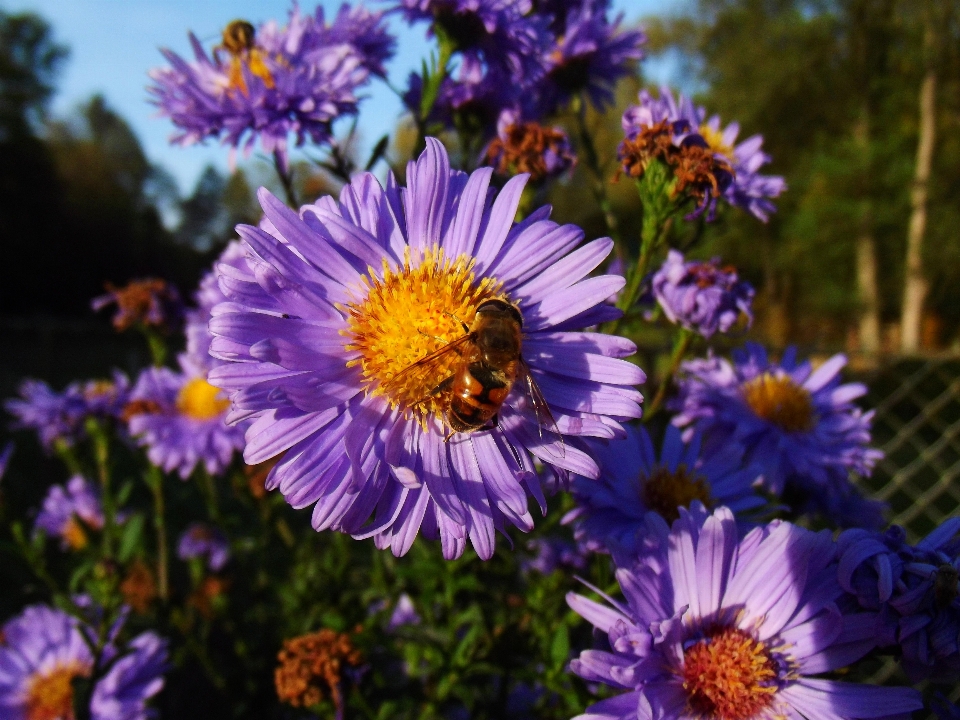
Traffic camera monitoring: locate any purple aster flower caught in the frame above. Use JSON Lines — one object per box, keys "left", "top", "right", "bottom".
{"left": 534, "top": 6, "right": 645, "bottom": 115}
{"left": 398, "top": 0, "right": 549, "bottom": 82}
{"left": 34, "top": 475, "right": 104, "bottom": 550}
{"left": 680, "top": 101, "right": 786, "bottom": 222}
{"left": 149, "top": 4, "right": 388, "bottom": 164}
{"left": 5, "top": 379, "right": 88, "bottom": 450}
{"left": 567, "top": 505, "right": 924, "bottom": 720}
{"left": 484, "top": 108, "right": 575, "bottom": 182}
{"left": 387, "top": 593, "right": 422, "bottom": 630}
{"left": 207, "top": 138, "right": 644, "bottom": 560}
{"left": 185, "top": 241, "right": 249, "bottom": 368}
{"left": 321, "top": 3, "right": 397, "bottom": 77}
{"left": 563, "top": 424, "right": 765, "bottom": 559}
{"left": 78, "top": 371, "right": 132, "bottom": 421}
{"left": 178, "top": 522, "right": 230, "bottom": 571}
{"left": 0, "top": 604, "right": 168, "bottom": 720}
{"left": 126, "top": 355, "right": 245, "bottom": 479}
{"left": 521, "top": 535, "right": 587, "bottom": 575}
{"left": 671, "top": 343, "right": 885, "bottom": 529}
{"left": 649, "top": 250, "right": 753, "bottom": 338}
{"left": 837, "top": 518, "right": 960, "bottom": 682}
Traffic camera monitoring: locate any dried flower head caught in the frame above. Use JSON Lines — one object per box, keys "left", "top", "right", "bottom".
{"left": 484, "top": 113, "right": 575, "bottom": 182}
{"left": 275, "top": 629, "right": 362, "bottom": 709}
{"left": 120, "top": 560, "right": 157, "bottom": 614}
{"left": 92, "top": 278, "right": 182, "bottom": 333}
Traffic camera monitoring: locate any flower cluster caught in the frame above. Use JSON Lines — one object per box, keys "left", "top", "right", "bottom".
{"left": 402, "top": 0, "right": 645, "bottom": 138}
{"left": 672, "top": 342, "right": 885, "bottom": 528}
{"left": 5, "top": 373, "right": 130, "bottom": 450}
{"left": 650, "top": 249, "right": 754, "bottom": 338}
{"left": 838, "top": 519, "right": 960, "bottom": 681}
{"left": 178, "top": 522, "right": 230, "bottom": 571}
{"left": 619, "top": 87, "right": 784, "bottom": 220}
{"left": 0, "top": 604, "right": 168, "bottom": 720}
{"left": 149, "top": 5, "right": 394, "bottom": 163}
{"left": 567, "top": 505, "right": 924, "bottom": 720}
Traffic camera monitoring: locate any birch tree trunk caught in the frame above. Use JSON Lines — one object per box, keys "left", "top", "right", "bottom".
{"left": 854, "top": 115, "right": 881, "bottom": 356}
{"left": 900, "top": 15, "right": 937, "bottom": 354}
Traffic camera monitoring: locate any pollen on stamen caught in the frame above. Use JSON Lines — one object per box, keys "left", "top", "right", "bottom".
{"left": 681, "top": 627, "right": 779, "bottom": 720}
{"left": 641, "top": 464, "right": 713, "bottom": 524}
{"left": 342, "top": 247, "right": 505, "bottom": 426}
{"left": 742, "top": 373, "right": 815, "bottom": 433}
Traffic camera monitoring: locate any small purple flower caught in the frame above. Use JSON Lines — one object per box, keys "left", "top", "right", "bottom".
{"left": 5, "top": 379, "right": 88, "bottom": 450}
{"left": 207, "top": 139, "right": 644, "bottom": 559}
{"left": 837, "top": 518, "right": 960, "bottom": 682}
{"left": 398, "top": 0, "right": 549, "bottom": 83}
{"left": 126, "top": 356, "right": 244, "bottom": 479}
{"left": 563, "top": 424, "right": 765, "bottom": 559}
{"left": 149, "top": 4, "right": 391, "bottom": 164}
{"left": 387, "top": 593, "right": 421, "bottom": 631}
{"left": 650, "top": 250, "right": 753, "bottom": 338}
{"left": 178, "top": 522, "right": 230, "bottom": 572}
{"left": 0, "top": 604, "right": 168, "bottom": 720}
{"left": 567, "top": 505, "right": 923, "bottom": 720}
{"left": 34, "top": 476, "right": 104, "bottom": 550}
{"left": 672, "top": 343, "right": 885, "bottom": 528}
{"left": 683, "top": 103, "right": 786, "bottom": 222}
{"left": 534, "top": 6, "right": 645, "bottom": 115}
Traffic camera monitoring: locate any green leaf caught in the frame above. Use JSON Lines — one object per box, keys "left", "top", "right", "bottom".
{"left": 117, "top": 513, "right": 144, "bottom": 563}
{"left": 550, "top": 623, "right": 570, "bottom": 668}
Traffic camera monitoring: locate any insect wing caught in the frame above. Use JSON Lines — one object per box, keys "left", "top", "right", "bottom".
{"left": 518, "top": 358, "right": 565, "bottom": 456}
{"left": 382, "top": 333, "right": 475, "bottom": 394}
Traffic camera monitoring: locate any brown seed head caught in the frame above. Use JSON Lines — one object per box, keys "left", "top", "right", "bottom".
{"left": 617, "top": 120, "right": 677, "bottom": 179}
{"left": 485, "top": 122, "right": 574, "bottom": 182}
{"left": 671, "top": 144, "right": 731, "bottom": 206}
{"left": 275, "top": 629, "right": 363, "bottom": 709}
{"left": 120, "top": 560, "right": 157, "bottom": 614}
{"left": 95, "top": 278, "right": 179, "bottom": 332}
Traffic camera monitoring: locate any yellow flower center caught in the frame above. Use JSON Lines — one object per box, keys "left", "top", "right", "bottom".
{"left": 741, "top": 373, "right": 815, "bottom": 433}
{"left": 176, "top": 378, "right": 230, "bottom": 421}
{"left": 682, "top": 627, "right": 778, "bottom": 720}
{"left": 700, "top": 124, "right": 735, "bottom": 162}
{"left": 62, "top": 517, "right": 88, "bottom": 551}
{"left": 641, "top": 464, "right": 713, "bottom": 524}
{"left": 343, "top": 247, "right": 503, "bottom": 425}
{"left": 25, "top": 661, "right": 91, "bottom": 720}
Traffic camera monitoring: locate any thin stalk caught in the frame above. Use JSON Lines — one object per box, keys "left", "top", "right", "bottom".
{"left": 273, "top": 150, "right": 298, "bottom": 208}
{"left": 575, "top": 98, "right": 621, "bottom": 245}
{"left": 89, "top": 421, "right": 115, "bottom": 559}
{"left": 414, "top": 26, "right": 454, "bottom": 156}
{"left": 198, "top": 467, "right": 221, "bottom": 523}
{"left": 606, "top": 214, "right": 672, "bottom": 335}
{"left": 645, "top": 329, "right": 693, "bottom": 420}
{"left": 146, "top": 466, "right": 169, "bottom": 601}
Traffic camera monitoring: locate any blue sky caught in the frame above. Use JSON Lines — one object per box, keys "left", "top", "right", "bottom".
{"left": 6, "top": 0, "right": 679, "bottom": 196}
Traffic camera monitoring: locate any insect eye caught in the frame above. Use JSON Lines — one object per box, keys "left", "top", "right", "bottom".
{"left": 476, "top": 299, "right": 523, "bottom": 327}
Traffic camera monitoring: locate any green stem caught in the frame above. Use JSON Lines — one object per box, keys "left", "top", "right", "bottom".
{"left": 273, "top": 150, "right": 298, "bottom": 208}
{"left": 146, "top": 466, "right": 169, "bottom": 602}
{"left": 414, "top": 26, "right": 454, "bottom": 156}
{"left": 198, "top": 468, "right": 221, "bottom": 523}
{"left": 606, "top": 213, "right": 673, "bottom": 336}
{"left": 88, "top": 420, "right": 115, "bottom": 559}
{"left": 144, "top": 328, "right": 168, "bottom": 367}
{"left": 645, "top": 329, "right": 694, "bottom": 421}
{"left": 575, "top": 99, "right": 621, "bottom": 245}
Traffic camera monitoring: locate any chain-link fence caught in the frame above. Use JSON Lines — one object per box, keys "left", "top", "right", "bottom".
{"left": 858, "top": 358, "right": 960, "bottom": 706}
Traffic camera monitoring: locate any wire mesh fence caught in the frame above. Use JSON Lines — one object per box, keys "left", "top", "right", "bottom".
{"left": 858, "top": 358, "right": 960, "bottom": 706}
